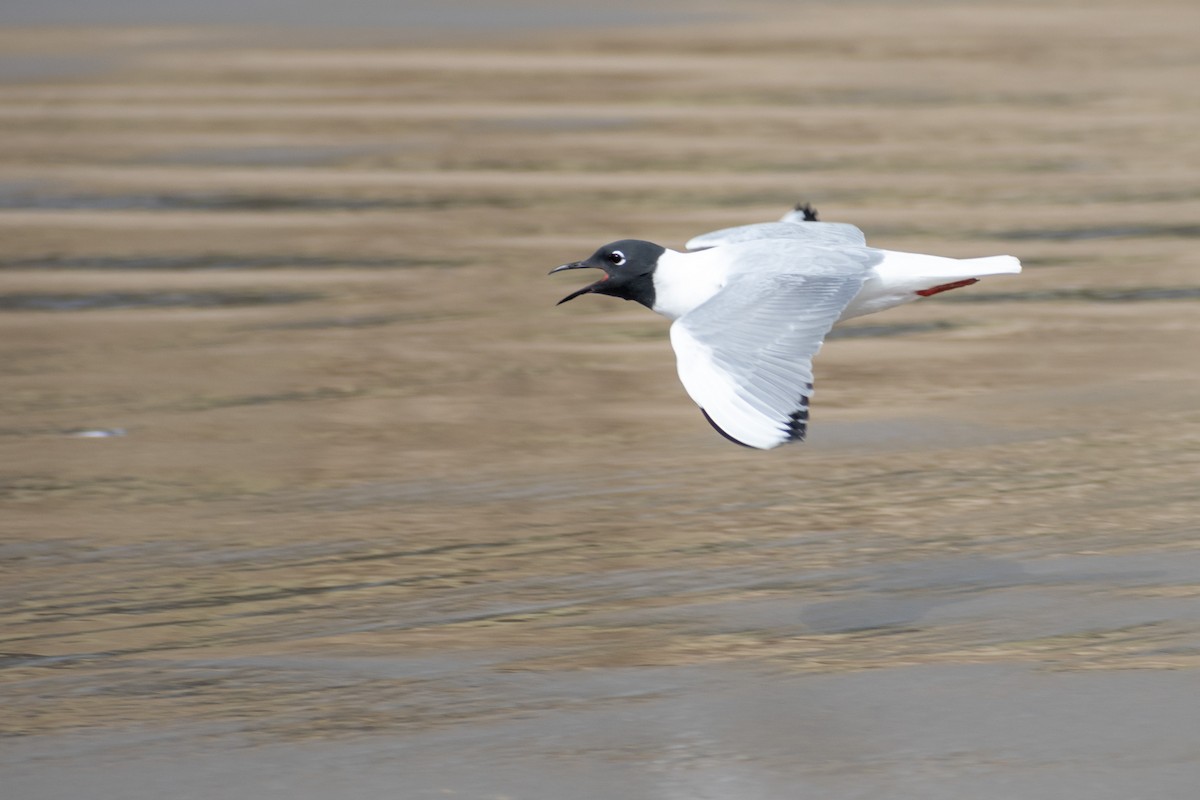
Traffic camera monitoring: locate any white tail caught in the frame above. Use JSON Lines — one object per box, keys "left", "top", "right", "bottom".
{"left": 957, "top": 254, "right": 1022, "bottom": 277}
{"left": 839, "top": 250, "right": 1022, "bottom": 321}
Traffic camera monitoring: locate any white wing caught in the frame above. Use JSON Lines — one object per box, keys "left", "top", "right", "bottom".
{"left": 670, "top": 250, "right": 871, "bottom": 449}
{"left": 686, "top": 221, "right": 867, "bottom": 251}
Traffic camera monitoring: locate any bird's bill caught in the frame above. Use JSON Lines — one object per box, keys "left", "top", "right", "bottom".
{"left": 548, "top": 261, "right": 589, "bottom": 275}
{"left": 549, "top": 261, "right": 608, "bottom": 305}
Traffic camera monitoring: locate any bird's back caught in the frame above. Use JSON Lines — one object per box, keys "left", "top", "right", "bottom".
{"left": 652, "top": 240, "right": 881, "bottom": 320}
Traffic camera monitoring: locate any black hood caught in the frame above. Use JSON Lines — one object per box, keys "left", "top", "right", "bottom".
{"left": 549, "top": 239, "right": 664, "bottom": 310}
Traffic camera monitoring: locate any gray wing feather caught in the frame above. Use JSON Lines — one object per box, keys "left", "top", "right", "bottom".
{"left": 686, "top": 221, "right": 867, "bottom": 251}
{"left": 670, "top": 245, "right": 873, "bottom": 449}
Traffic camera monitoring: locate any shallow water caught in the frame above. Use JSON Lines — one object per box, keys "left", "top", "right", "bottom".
{"left": 0, "top": 0, "right": 712, "bottom": 29}
{"left": 0, "top": 255, "right": 460, "bottom": 271}
{"left": 941, "top": 286, "right": 1200, "bottom": 303}
{"left": 2, "top": 2, "right": 1200, "bottom": 798}
{"left": 0, "top": 290, "right": 321, "bottom": 311}
{"left": 996, "top": 223, "right": 1200, "bottom": 241}
{"left": 0, "top": 190, "right": 528, "bottom": 213}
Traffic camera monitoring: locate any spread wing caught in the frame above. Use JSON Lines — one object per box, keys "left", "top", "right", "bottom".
{"left": 686, "top": 221, "right": 867, "bottom": 251}
{"left": 669, "top": 252, "right": 871, "bottom": 449}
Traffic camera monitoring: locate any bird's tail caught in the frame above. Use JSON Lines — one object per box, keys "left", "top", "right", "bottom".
{"left": 956, "top": 254, "right": 1022, "bottom": 277}
{"left": 873, "top": 250, "right": 1022, "bottom": 283}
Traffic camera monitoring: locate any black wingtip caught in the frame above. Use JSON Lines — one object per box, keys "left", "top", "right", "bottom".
{"left": 786, "top": 406, "right": 809, "bottom": 442}
{"left": 700, "top": 393, "right": 814, "bottom": 449}
{"left": 785, "top": 392, "right": 812, "bottom": 442}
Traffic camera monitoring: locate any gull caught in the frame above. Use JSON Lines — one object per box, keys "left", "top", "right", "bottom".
{"left": 550, "top": 206, "right": 1020, "bottom": 449}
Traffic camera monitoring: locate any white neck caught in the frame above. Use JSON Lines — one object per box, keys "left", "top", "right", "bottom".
{"left": 650, "top": 248, "right": 729, "bottom": 320}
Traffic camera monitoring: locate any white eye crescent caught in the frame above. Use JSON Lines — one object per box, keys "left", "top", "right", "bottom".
{"left": 609, "top": 250, "right": 626, "bottom": 266}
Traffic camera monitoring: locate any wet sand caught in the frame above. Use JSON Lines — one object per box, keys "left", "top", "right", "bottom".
{"left": 2, "top": 1, "right": 1200, "bottom": 797}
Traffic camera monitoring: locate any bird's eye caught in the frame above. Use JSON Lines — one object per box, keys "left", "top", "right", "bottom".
{"left": 608, "top": 250, "right": 626, "bottom": 266}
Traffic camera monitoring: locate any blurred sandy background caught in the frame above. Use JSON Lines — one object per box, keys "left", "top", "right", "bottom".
{"left": 2, "top": 1, "right": 1199, "bottom": 798}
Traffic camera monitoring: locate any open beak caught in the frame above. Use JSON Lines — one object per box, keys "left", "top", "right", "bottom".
{"left": 549, "top": 261, "right": 607, "bottom": 305}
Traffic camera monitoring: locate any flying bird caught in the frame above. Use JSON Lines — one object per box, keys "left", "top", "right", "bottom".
{"left": 550, "top": 206, "right": 1020, "bottom": 449}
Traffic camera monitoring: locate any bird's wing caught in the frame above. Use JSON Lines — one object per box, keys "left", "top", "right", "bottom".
{"left": 685, "top": 221, "right": 867, "bottom": 251}
{"left": 669, "top": 247, "right": 872, "bottom": 449}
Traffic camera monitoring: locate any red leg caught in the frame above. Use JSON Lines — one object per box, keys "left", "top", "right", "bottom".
{"left": 916, "top": 278, "right": 979, "bottom": 297}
